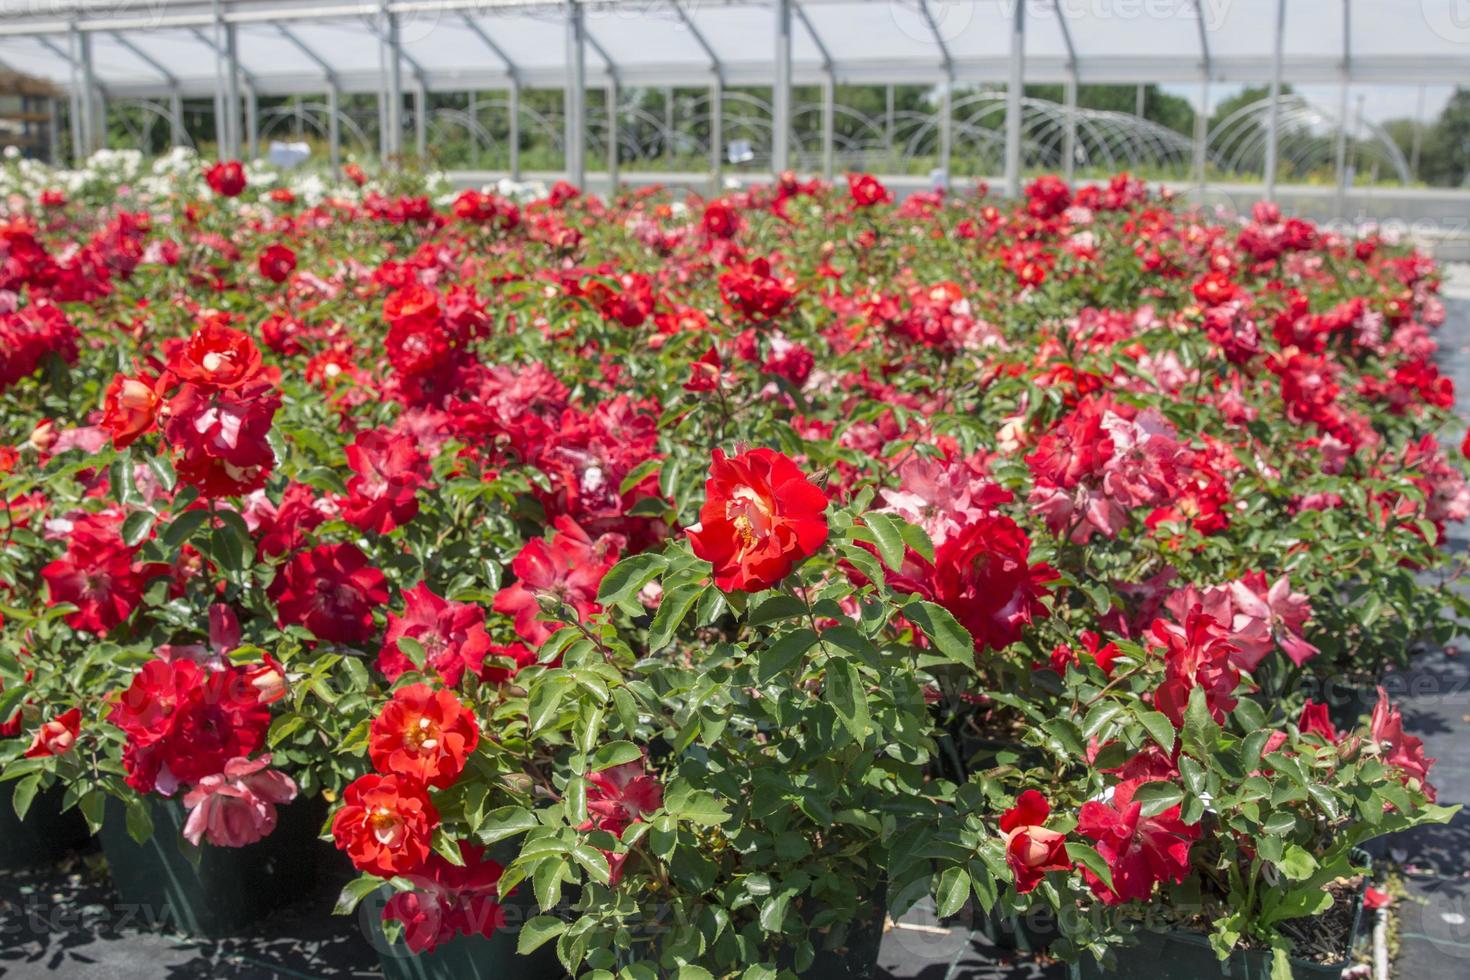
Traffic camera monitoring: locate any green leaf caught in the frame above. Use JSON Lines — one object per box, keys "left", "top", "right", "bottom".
{"left": 666, "top": 788, "right": 730, "bottom": 826}
{"left": 334, "top": 876, "right": 382, "bottom": 915}
{"left": 597, "top": 553, "right": 667, "bottom": 606}
{"left": 903, "top": 599, "right": 975, "bottom": 668}
{"left": 121, "top": 510, "right": 154, "bottom": 547}
{"left": 646, "top": 584, "right": 705, "bottom": 652}
{"left": 746, "top": 593, "right": 808, "bottom": 627}
{"left": 11, "top": 772, "right": 40, "bottom": 820}
{"left": 528, "top": 673, "right": 573, "bottom": 732}
{"left": 160, "top": 508, "right": 208, "bottom": 552}
{"left": 267, "top": 713, "right": 307, "bottom": 748}
{"left": 571, "top": 843, "right": 611, "bottom": 885}
{"left": 756, "top": 628, "right": 818, "bottom": 683}
{"left": 588, "top": 740, "right": 643, "bottom": 772}
{"left": 518, "top": 915, "right": 568, "bottom": 955}
{"left": 934, "top": 866, "right": 970, "bottom": 918}
{"left": 1065, "top": 842, "right": 1114, "bottom": 893}
{"left": 474, "top": 806, "right": 539, "bottom": 845}
{"left": 861, "top": 512, "right": 907, "bottom": 572}
{"left": 1182, "top": 686, "right": 1219, "bottom": 756}
{"left": 1138, "top": 710, "right": 1177, "bottom": 754}
{"left": 124, "top": 797, "right": 154, "bottom": 844}
{"left": 825, "top": 658, "right": 869, "bottom": 740}
{"left": 1277, "top": 844, "right": 1318, "bottom": 881}
{"left": 1131, "top": 781, "right": 1184, "bottom": 817}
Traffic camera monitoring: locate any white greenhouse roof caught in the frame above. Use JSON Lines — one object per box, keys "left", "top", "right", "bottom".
{"left": 0, "top": 0, "right": 1465, "bottom": 100}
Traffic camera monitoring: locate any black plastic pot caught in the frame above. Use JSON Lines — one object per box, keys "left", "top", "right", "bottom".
{"left": 363, "top": 883, "right": 565, "bottom": 980}
{"left": 772, "top": 881, "right": 888, "bottom": 979}
{"left": 975, "top": 904, "right": 1058, "bottom": 954}
{"left": 0, "top": 780, "right": 92, "bottom": 869}
{"left": 1068, "top": 876, "right": 1366, "bottom": 980}
{"left": 98, "top": 793, "right": 329, "bottom": 938}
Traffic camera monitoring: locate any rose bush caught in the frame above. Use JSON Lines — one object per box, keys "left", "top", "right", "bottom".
{"left": 0, "top": 153, "right": 1462, "bottom": 976}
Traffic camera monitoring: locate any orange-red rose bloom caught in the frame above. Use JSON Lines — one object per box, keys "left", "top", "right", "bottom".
{"left": 331, "top": 773, "right": 438, "bottom": 877}
{"left": 687, "top": 448, "right": 829, "bottom": 592}
{"left": 368, "top": 684, "right": 480, "bottom": 789}
{"left": 101, "top": 373, "right": 161, "bottom": 448}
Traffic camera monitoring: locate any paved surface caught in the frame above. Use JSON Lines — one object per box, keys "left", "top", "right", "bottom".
{"left": 5, "top": 283, "right": 1470, "bottom": 980}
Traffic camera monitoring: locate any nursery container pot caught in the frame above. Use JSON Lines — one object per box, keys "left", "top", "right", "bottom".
{"left": 0, "top": 780, "right": 91, "bottom": 869}
{"left": 362, "top": 883, "right": 564, "bottom": 980}
{"left": 98, "top": 793, "right": 329, "bottom": 938}
{"left": 1067, "top": 873, "right": 1366, "bottom": 980}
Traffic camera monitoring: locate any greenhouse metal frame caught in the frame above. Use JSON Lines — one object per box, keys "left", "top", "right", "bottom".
{"left": 0, "top": 0, "right": 1466, "bottom": 197}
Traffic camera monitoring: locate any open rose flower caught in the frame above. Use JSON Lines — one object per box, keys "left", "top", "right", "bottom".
{"left": 687, "top": 448, "right": 829, "bottom": 592}
{"left": 269, "top": 543, "right": 389, "bottom": 645}
{"left": 331, "top": 773, "right": 439, "bottom": 877}
{"left": 182, "top": 755, "right": 298, "bottom": 847}
{"left": 368, "top": 683, "right": 480, "bottom": 789}
{"left": 1077, "top": 779, "right": 1200, "bottom": 904}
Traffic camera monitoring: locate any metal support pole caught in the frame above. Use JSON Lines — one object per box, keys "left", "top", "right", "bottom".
{"left": 1003, "top": 0, "right": 1024, "bottom": 197}
{"left": 1263, "top": 0, "right": 1285, "bottom": 201}
{"left": 327, "top": 85, "right": 341, "bottom": 171}
{"left": 564, "top": 0, "right": 586, "bottom": 187}
{"left": 77, "top": 28, "right": 97, "bottom": 159}
{"left": 210, "top": 0, "right": 226, "bottom": 156}
{"left": 466, "top": 91, "right": 478, "bottom": 166}
{"left": 1063, "top": 73, "right": 1078, "bottom": 186}
{"left": 1409, "top": 83, "right": 1426, "bottom": 179}
{"left": 94, "top": 88, "right": 107, "bottom": 152}
{"left": 709, "top": 76, "right": 722, "bottom": 189}
{"left": 170, "top": 91, "right": 184, "bottom": 147}
{"left": 66, "top": 29, "right": 83, "bottom": 165}
{"left": 607, "top": 80, "right": 619, "bottom": 192}
{"left": 224, "top": 21, "right": 241, "bottom": 158}
{"left": 384, "top": 10, "right": 404, "bottom": 160}
{"left": 510, "top": 79, "right": 521, "bottom": 179}
{"left": 47, "top": 97, "right": 60, "bottom": 163}
{"left": 1135, "top": 83, "right": 1145, "bottom": 118}
{"left": 885, "top": 84, "right": 894, "bottom": 161}
{"left": 1333, "top": 79, "right": 1349, "bottom": 216}
{"left": 1194, "top": 76, "right": 1209, "bottom": 189}
{"left": 821, "top": 72, "right": 834, "bottom": 180}
{"left": 773, "top": 0, "right": 791, "bottom": 174}
{"left": 938, "top": 75, "right": 952, "bottom": 183}
{"left": 663, "top": 85, "right": 674, "bottom": 170}
{"left": 245, "top": 85, "right": 258, "bottom": 160}
{"left": 415, "top": 84, "right": 427, "bottom": 159}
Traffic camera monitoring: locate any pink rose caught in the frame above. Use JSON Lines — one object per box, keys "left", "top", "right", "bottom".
{"left": 182, "top": 755, "right": 298, "bottom": 848}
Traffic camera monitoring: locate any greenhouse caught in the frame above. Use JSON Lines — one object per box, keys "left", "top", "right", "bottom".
{"left": 2, "top": 2, "right": 1470, "bottom": 980}
{"left": 0, "top": 0, "right": 1465, "bottom": 198}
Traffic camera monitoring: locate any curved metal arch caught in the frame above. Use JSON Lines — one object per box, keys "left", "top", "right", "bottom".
{"left": 1207, "top": 95, "right": 1411, "bottom": 185}
{"left": 107, "top": 97, "right": 194, "bottom": 151}
{"left": 255, "top": 102, "right": 373, "bottom": 157}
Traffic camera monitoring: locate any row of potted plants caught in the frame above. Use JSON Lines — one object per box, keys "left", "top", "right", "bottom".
{"left": 0, "top": 154, "right": 1461, "bottom": 978}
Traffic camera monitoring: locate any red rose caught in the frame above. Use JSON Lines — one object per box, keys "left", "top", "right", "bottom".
{"left": 204, "top": 161, "right": 246, "bottom": 197}
{"left": 378, "top": 583, "right": 494, "bottom": 686}
{"left": 25, "top": 707, "right": 81, "bottom": 758}
{"left": 331, "top": 773, "right": 438, "bottom": 877}
{"left": 100, "top": 373, "right": 162, "bottom": 448}
{"left": 258, "top": 244, "right": 296, "bottom": 284}
{"left": 686, "top": 447, "right": 829, "bottom": 593}
{"left": 847, "top": 172, "right": 891, "bottom": 208}
{"left": 999, "top": 790, "right": 1071, "bottom": 894}
{"left": 582, "top": 757, "right": 663, "bottom": 837}
{"left": 368, "top": 683, "right": 479, "bottom": 789}
{"left": 1076, "top": 778, "right": 1199, "bottom": 904}
{"left": 269, "top": 543, "right": 389, "bottom": 645}
{"left": 342, "top": 429, "right": 427, "bottom": 534}
{"left": 165, "top": 320, "right": 274, "bottom": 392}
{"left": 493, "top": 516, "right": 621, "bottom": 645}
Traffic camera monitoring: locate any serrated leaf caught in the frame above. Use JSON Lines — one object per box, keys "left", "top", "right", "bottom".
{"left": 1065, "top": 842, "right": 1114, "bottom": 892}
{"left": 861, "top": 512, "right": 906, "bottom": 571}
{"left": 903, "top": 599, "right": 975, "bottom": 668}
{"left": 756, "top": 628, "right": 818, "bottom": 683}
{"left": 825, "top": 658, "right": 869, "bottom": 740}
{"left": 334, "top": 876, "right": 382, "bottom": 915}
{"left": 934, "top": 866, "right": 969, "bottom": 918}
{"left": 474, "top": 805, "right": 538, "bottom": 845}
{"left": 646, "top": 584, "right": 705, "bottom": 652}
{"left": 518, "top": 915, "right": 567, "bottom": 955}
{"left": 596, "top": 552, "right": 666, "bottom": 606}
{"left": 1138, "top": 710, "right": 1177, "bottom": 754}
